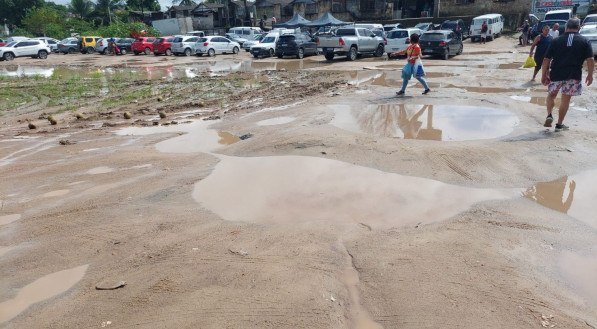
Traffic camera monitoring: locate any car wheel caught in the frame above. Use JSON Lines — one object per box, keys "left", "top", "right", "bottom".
{"left": 347, "top": 46, "right": 357, "bottom": 61}
{"left": 232, "top": 46, "right": 239, "bottom": 54}
{"left": 324, "top": 52, "right": 334, "bottom": 61}
{"left": 253, "top": 54, "right": 259, "bottom": 58}
{"left": 68, "top": 47, "right": 75, "bottom": 54}
{"left": 86, "top": 46, "right": 94, "bottom": 54}
{"left": 443, "top": 48, "right": 449, "bottom": 60}
{"left": 245, "top": 49, "right": 250, "bottom": 52}
{"left": 144, "top": 47, "right": 151, "bottom": 55}
{"left": 457, "top": 44, "right": 463, "bottom": 55}
{"left": 37, "top": 50, "right": 48, "bottom": 59}
{"left": 208, "top": 48, "right": 215, "bottom": 57}
{"left": 165, "top": 49, "right": 172, "bottom": 56}
{"left": 3, "top": 52, "right": 14, "bottom": 61}
{"left": 374, "top": 44, "right": 384, "bottom": 57}
{"left": 120, "top": 49, "right": 127, "bottom": 55}
{"left": 184, "top": 48, "right": 191, "bottom": 56}
{"left": 269, "top": 48, "right": 274, "bottom": 57}
{"left": 134, "top": 51, "right": 139, "bottom": 55}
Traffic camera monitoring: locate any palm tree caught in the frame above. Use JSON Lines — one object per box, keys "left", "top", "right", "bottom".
{"left": 69, "top": 0, "right": 94, "bottom": 18}
{"left": 95, "top": 0, "right": 123, "bottom": 24}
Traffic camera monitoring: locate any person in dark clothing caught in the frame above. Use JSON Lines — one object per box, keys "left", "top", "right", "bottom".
{"left": 520, "top": 20, "right": 530, "bottom": 45}
{"left": 541, "top": 18, "right": 594, "bottom": 131}
{"left": 529, "top": 24, "right": 552, "bottom": 81}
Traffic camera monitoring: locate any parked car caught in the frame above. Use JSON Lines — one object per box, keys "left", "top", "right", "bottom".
{"left": 186, "top": 31, "right": 205, "bottom": 37}
{"left": 228, "top": 26, "right": 263, "bottom": 38}
{"left": 420, "top": 30, "right": 463, "bottom": 60}
{"left": 116, "top": 38, "right": 134, "bottom": 53}
{"left": 95, "top": 38, "right": 110, "bottom": 54}
{"left": 530, "top": 20, "right": 566, "bottom": 39}
{"left": 36, "top": 37, "right": 60, "bottom": 52}
{"left": 153, "top": 36, "right": 176, "bottom": 56}
{"left": 275, "top": 33, "right": 318, "bottom": 59}
{"left": 195, "top": 36, "right": 240, "bottom": 56}
{"left": 242, "top": 33, "right": 266, "bottom": 52}
{"left": 583, "top": 14, "right": 597, "bottom": 26}
{"left": 131, "top": 37, "right": 156, "bottom": 55}
{"left": 57, "top": 38, "right": 80, "bottom": 54}
{"left": 80, "top": 36, "right": 102, "bottom": 54}
{"left": 171, "top": 36, "right": 200, "bottom": 56}
{"left": 317, "top": 27, "right": 385, "bottom": 61}
{"left": 383, "top": 23, "right": 404, "bottom": 32}
{"left": 0, "top": 39, "right": 6, "bottom": 47}
{"left": 441, "top": 19, "right": 470, "bottom": 40}
{"left": 354, "top": 23, "right": 384, "bottom": 31}
{"left": 0, "top": 39, "right": 51, "bottom": 61}
{"left": 225, "top": 33, "right": 248, "bottom": 46}
{"left": 544, "top": 9, "right": 572, "bottom": 21}
{"left": 579, "top": 24, "right": 597, "bottom": 58}
{"left": 414, "top": 22, "right": 434, "bottom": 31}
{"left": 250, "top": 32, "right": 281, "bottom": 58}
{"left": 470, "top": 14, "right": 503, "bottom": 42}
{"left": 385, "top": 28, "right": 422, "bottom": 54}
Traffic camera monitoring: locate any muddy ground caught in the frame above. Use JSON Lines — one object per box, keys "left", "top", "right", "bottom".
{"left": 1, "top": 36, "right": 596, "bottom": 329}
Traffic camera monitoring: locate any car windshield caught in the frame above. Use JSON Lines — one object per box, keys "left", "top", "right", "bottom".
{"left": 261, "top": 36, "right": 276, "bottom": 43}
{"left": 545, "top": 13, "right": 569, "bottom": 20}
{"left": 441, "top": 22, "right": 457, "bottom": 29}
{"left": 173, "top": 37, "right": 183, "bottom": 42}
{"left": 383, "top": 26, "right": 396, "bottom": 31}
{"left": 253, "top": 34, "right": 262, "bottom": 40}
{"left": 279, "top": 35, "right": 295, "bottom": 41}
{"left": 580, "top": 26, "right": 597, "bottom": 34}
{"left": 420, "top": 33, "right": 446, "bottom": 41}
{"left": 583, "top": 16, "right": 597, "bottom": 24}
{"left": 387, "top": 30, "right": 408, "bottom": 39}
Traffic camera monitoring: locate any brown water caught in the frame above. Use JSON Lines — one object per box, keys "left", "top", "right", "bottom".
{"left": 116, "top": 120, "right": 238, "bottom": 153}
{"left": 524, "top": 169, "right": 597, "bottom": 229}
{"left": 192, "top": 155, "right": 519, "bottom": 228}
{"left": 330, "top": 103, "right": 519, "bottom": 141}
{"left": 0, "top": 264, "right": 89, "bottom": 323}
{"left": 558, "top": 250, "right": 597, "bottom": 307}
{"left": 0, "top": 214, "right": 21, "bottom": 226}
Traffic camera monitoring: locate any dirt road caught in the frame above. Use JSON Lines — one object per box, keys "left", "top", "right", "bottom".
{"left": 1, "top": 36, "right": 596, "bottom": 328}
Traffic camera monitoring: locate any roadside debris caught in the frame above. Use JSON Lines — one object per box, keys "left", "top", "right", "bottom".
{"left": 59, "top": 139, "right": 75, "bottom": 145}
{"left": 239, "top": 133, "right": 253, "bottom": 140}
{"left": 203, "top": 115, "right": 220, "bottom": 121}
{"left": 158, "top": 111, "right": 167, "bottom": 119}
{"left": 47, "top": 115, "right": 57, "bottom": 125}
{"left": 95, "top": 280, "right": 126, "bottom": 290}
{"left": 123, "top": 112, "right": 132, "bottom": 119}
{"left": 75, "top": 113, "right": 85, "bottom": 120}
{"left": 101, "top": 320, "right": 112, "bottom": 327}
{"left": 540, "top": 314, "right": 555, "bottom": 328}
{"left": 27, "top": 122, "right": 36, "bottom": 129}
{"left": 228, "top": 248, "right": 248, "bottom": 256}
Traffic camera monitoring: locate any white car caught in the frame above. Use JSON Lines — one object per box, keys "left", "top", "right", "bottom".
{"left": 385, "top": 28, "right": 422, "bottom": 54}
{"left": 0, "top": 39, "right": 51, "bottom": 61}
{"left": 250, "top": 32, "right": 280, "bottom": 58}
{"left": 195, "top": 36, "right": 240, "bottom": 57}
{"left": 580, "top": 24, "right": 597, "bottom": 58}
{"left": 171, "top": 36, "right": 200, "bottom": 56}
{"left": 583, "top": 14, "right": 597, "bottom": 26}
{"left": 36, "top": 37, "right": 60, "bottom": 52}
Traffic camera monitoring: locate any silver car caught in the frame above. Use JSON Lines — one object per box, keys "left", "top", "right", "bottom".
{"left": 242, "top": 34, "right": 266, "bottom": 52}
{"left": 171, "top": 36, "right": 200, "bottom": 56}
{"left": 580, "top": 24, "right": 597, "bottom": 58}
{"left": 195, "top": 36, "right": 241, "bottom": 56}
{"left": 36, "top": 37, "right": 60, "bottom": 52}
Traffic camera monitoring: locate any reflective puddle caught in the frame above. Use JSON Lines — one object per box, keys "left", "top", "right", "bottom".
{"left": 558, "top": 250, "right": 597, "bottom": 307}
{"left": 193, "top": 155, "right": 519, "bottom": 228}
{"left": 0, "top": 214, "right": 21, "bottom": 226}
{"left": 256, "top": 117, "right": 297, "bottom": 126}
{"left": 116, "top": 120, "right": 239, "bottom": 153}
{"left": 330, "top": 104, "right": 519, "bottom": 141}
{"left": 524, "top": 169, "right": 597, "bottom": 229}
{"left": 86, "top": 166, "right": 115, "bottom": 175}
{"left": 0, "top": 264, "right": 89, "bottom": 323}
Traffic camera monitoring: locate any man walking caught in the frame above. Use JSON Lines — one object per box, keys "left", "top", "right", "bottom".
{"left": 541, "top": 18, "right": 594, "bottom": 131}
{"left": 549, "top": 23, "right": 560, "bottom": 38}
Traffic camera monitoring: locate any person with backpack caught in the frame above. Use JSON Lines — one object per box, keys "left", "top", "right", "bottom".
{"left": 529, "top": 24, "right": 553, "bottom": 81}
{"left": 481, "top": 21, "right": 489, "bottom": 44}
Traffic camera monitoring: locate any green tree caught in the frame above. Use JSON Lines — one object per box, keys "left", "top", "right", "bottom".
{"left": 94, "top": 0, "right": 124, "bottom": 24}
{"left": 69, "top": 0, "right": 94, "bottom": 18}
{"left": 22, "top": 6, "right": 64, "bottom": 36}
{"left": 126, "top": 0, "right": 160, "bottom": 13}
{"left": 0, "top": 0, "right": 44, "bottom": 25}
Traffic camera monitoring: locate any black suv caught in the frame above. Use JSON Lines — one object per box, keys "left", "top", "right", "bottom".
{"left": 275, "top": 33, "right": 318, "bottom": 59}
{"left": 440, "top": 19, "right": 470, "bottom": 40}
{"left": 420, "top": 30, "right": 463, "bottom": 60}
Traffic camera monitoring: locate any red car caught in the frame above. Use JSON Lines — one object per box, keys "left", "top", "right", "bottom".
{"left": 131, "top": 37, "right": 156, "bottom": 55}
{"left": 153, "top": 36, "right": 175, "bottom": 56}
{"left": 0, "top": 39, "right": 6, "bottom": 47}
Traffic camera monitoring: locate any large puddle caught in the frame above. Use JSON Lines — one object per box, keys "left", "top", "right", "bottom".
{"left": 330, "top": 104, "right": 519, "bottom": 141}
{"left": 0, "top": 264, "right": 88, "bottom": 323}
{"left": 524, "top": 169, "right": 597, "bottom": 229}
{"left": 193, "top": 155, "right": 519, "bottom": 228}
{"left": 116, "top": 120, "right": 239, "bottom": 153}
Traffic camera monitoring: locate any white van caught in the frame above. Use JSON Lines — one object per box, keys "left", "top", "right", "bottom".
{"left": 470, "top": 13, "right": 504, "bottom": 42}
{"left": 544, "top": 9, "right": 572, "bottom": 21}
{"left": 229, "top": 27, "right": 263, "bottom": 38}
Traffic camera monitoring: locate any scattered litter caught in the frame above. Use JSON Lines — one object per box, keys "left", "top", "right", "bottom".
{"left": 123, "top": 112, "right": 132, "bottom": 119}
{"left": 101, "top": 321, "right": 112, "bottom": 327}
{"left": 239, "top": 133, "right": 253, "bottom": 140}
{"left": 95, "top": 281, "right": 126, "bottom": 290}
{"left": 228, "top": 248, "right": 248, "bottom": 256}
{"left": 330, "top": 295, "right": 336, "bottom": 302}
{"left": 27, "top": 122, "right": 36, "bottom": 129}
{"left": 102, "top": 122, "right": 116, "bottom": 127}
{"left": 59, "top": 139, "right": 75, "bottom": 145}
{"left": 192, "top": 247, "right": 199, "bottom": 251}
{"left": 566, "top": 148, "right": 573, "bottom": 152}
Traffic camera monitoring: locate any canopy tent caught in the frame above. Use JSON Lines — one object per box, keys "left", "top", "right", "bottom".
{"left": 305, "top": 12, "right": 349, "bottom": 27}
{"left": 274, "top": 13, "right": 311, "bottom": 28}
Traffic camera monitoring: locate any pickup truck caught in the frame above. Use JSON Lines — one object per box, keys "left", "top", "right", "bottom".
{"left": 317, "top": 27, "right": 386, "bottom": 61}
